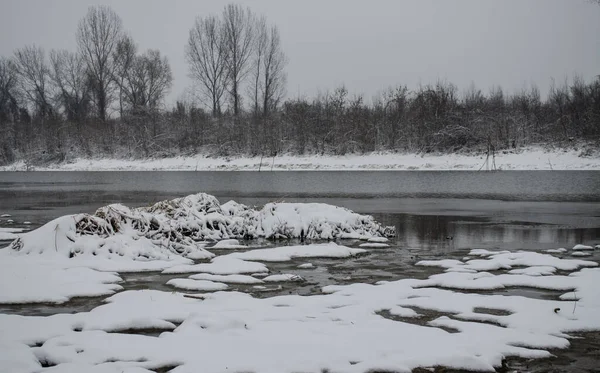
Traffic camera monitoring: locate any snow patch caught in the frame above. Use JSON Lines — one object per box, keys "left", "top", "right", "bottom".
{"left": 166, "top": 279, "right": 228, "bottom": 292}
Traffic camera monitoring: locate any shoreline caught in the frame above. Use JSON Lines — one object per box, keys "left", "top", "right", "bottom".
{"left": 1, "top": 147, "right": 599, "bottom": 171}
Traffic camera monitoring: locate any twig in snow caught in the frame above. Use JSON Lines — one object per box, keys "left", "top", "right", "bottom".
{"left": 54, "top": 224, "right": 59, "bottom": 252}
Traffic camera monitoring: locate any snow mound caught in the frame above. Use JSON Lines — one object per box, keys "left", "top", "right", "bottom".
{"left": 211, "top": 239, "right": 247, "bottom": 249}
{"left": 359, "top": 242, "right": 390, "bottom": 248}
{"left": 166, "top": 279, "right": 228, "bottom": 292}
{"left": 4, "top": 193, "right": 393, "bottom": 264}
{"left": 572, "top": 244, "right": 594, "bottom": 251}
{"left": 545, "top": 248, "right": 567, "bottom": 254}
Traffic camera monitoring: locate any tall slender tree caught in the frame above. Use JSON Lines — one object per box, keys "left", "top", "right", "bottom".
{"left": 0, "top": 57, "right": 19, "bottom": 122}
{"left": 222, "top": 4, "right": 255, "bottom": 116}
{"left": 14, "top": 45, "right": 53, "bottom": 118}
{"left": 49, "top": 49, "right": 91, "bottom": 123}
{"left": 260, "top": 24, "right": 287, "bottom": 116}
{"left": 186, "top": 15, "right": 229, "bottom": 116}
{"left": 76, "top": 5, "right": 123, "bottom": 121}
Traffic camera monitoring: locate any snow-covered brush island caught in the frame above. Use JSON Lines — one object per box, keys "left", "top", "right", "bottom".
{"left": 1, "top": 193, "right": 600, "bottom": 373}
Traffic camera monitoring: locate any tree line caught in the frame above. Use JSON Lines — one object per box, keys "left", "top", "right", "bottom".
{"left": 0, "top": 4, "right": 598, "bottom": 165}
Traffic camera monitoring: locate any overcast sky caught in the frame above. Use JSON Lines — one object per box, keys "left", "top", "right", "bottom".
{"left": 1, "top": 0, "right": 599, "bottom": 106}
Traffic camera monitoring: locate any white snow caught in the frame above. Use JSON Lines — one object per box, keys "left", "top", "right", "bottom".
{"left": 2, "top": 227, "right": 600, "bottom": 373}
{"left": 418, "top": 250, "right": 597, "bottom": 273}
{"left": 2, "top": 253, "right": 600, "bottom": 373}
{"left": 0, "top": 227, "right": 25, "bottom": 241}
{"left": 545, "top": 248, "right": 567, "bottom": 253}
{"left": 263, "top": 274, "right": 305, "bottom": 282}
{"left": 571, "top": 251, "right": 592, "bottom": 257}
{"left": 367, "top": 237, "right": 389, "bottom": 243}
{"left": 166, "top": 279, "right": 228, "bottom": 292}
{"left": 508, "top": 266, "right": 557, "bottom": 276}
{"left": 189, "top": 273, "right": 264, "bottom": 284}
{"left": 228, "top": 243, "right": 366, "bottom": 262}
{"left": 359, "top": 242, "right": 390, "bottom": 248}
{"left": 163, "top": 243, "right": 364, "bottom": 275}
{"left": 5, "top": 194, "right": 391, "bottom": 254}
{"left": 297, "top": 263, "right": 314, "bottom": 269}
{"left": 211, "top": 239, "right": 247, "bottom": 249}
{"left": 2, "top": 147, "right": 599, "bottom": 171}
{"left": 163, "top": 256, "right": 269, "bottom": 275}
{"left": 0, "top": 251, "right": 122, "bottom": 304}
{"left": 572, "top": 244, "right": 594, "bottom": 251}
{"left": 0, "top": 214, "right": 11, "bottom": 217}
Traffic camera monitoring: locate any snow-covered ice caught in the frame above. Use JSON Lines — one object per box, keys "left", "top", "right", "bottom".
{"left": 263, "top": 274, "right": 305, "bottom": 282}
{"left": 189, "top": 273, "right": 264, "bottom": 284}
{"left": 571, "top": 251, "right": 592, "bottom": 257}
{"left": 572, "top": 244, "right": 594, "bottom": 251}
{"left": 359, "top": 242, "right": 390, "bottom": 248}
{"left": 1, "top": 248, "right": 599, "bottom": 373}
{"left": 210, "top": 239, "right": 247, "bottom": 249}
{"left": 545, "top": 248, "right": 567, "bottom": 253}
{"left": 1, "top": 196, "right": 599, "bottom": 373}
{"left": 166, "top": 279, "right": 228, "bottom": 292}
{"left": 0, "top": 227, "right": 26, "bottom": 241}
{"left": 162, "top": 243, "right": 365, "bottom": 275}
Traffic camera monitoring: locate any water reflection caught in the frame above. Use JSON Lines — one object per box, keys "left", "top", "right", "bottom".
{"left": 375, "top": 213, "right": 599, "bottom": 251}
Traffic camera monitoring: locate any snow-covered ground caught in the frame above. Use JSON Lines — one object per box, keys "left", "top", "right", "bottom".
{"left": 2, "top": 147, "right": 599, "bottom": 171}
{"left": 2, "top": 194, "right": 600, "bottom": 372}
{"left": 1, "top": 241, "right": 599, "bottom": 373}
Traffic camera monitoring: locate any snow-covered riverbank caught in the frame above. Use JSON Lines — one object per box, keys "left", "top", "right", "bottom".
{"left": 2, "top": 147, "right": 599, "bottom": 171}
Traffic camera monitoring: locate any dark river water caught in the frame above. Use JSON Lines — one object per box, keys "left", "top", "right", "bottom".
{"left": 1, "top": 171, "right": 599, "bottom": 250}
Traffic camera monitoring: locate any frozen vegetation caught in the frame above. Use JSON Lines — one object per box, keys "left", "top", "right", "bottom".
{"left": 1, "top": 193, "right": 600, "bottom": 372}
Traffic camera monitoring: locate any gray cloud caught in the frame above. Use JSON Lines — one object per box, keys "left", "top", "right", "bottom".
{"left": 1, "top": 0, "right": 599, "bottom": 105}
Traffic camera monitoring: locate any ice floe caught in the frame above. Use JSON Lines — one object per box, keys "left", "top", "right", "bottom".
{"left": 188, "top": 273, "right": 264, "bottom": 284}
{"left": 572, "top": 244, "right": 594, "bottom": 251}
{"left": 166, "top": 279, "right": 228, "bottom": 292}
{"left": 359, "top": 242, "right": 390, "bottom": 248}
{"left": 2, "top": 256, "right": 599, "bottom": 373}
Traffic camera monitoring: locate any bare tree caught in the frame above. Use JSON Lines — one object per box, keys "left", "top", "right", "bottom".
{"left": 76, "top": 5, "right": 123, "bottom": 121}
{"left": 222, "top": 4, "right": 255, "bottom": 116}
{"left": 249, "top": 16, "right": 267, "bottom": 116}
{"left": 139, "top": 50, "right": 173, "bottom": 109}
{"left": 0, "top": 57, "right": 20, "bottom": 122}
{"left": 49, "top": 50, "right": 91, "bottom": 122}
{"left": 112, "top": 35, "right": 138, "bottom": 116}
{"left": 14, "top": 46, "right": 54, "bottom": 118}
{"left": 186, "top": 15, "right": 229, "bottom": 117}
{"left": 249, "top": 18, "right": 287, "bottom": 117}
{"left": 116, "top": 49, "right": 173, "bottom": 111}
{"left": 260, "top": 24, "right": 287, "bottom": 116}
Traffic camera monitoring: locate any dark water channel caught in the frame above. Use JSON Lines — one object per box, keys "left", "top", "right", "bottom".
{"left": 1, "top": 171, "right": 599, "bottom": 372}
